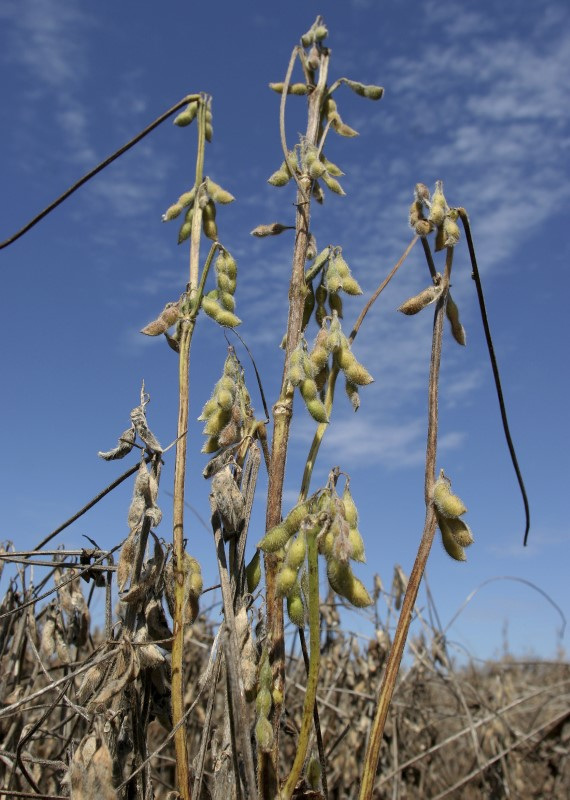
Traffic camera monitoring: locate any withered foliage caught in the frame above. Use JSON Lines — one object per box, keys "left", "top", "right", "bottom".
{"left": 0, "top": 548, "right": 568, "bottom": 799}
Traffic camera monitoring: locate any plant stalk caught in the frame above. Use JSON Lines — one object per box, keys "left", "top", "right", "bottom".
{"left": 171, "top": 97, "right": 207, "bottom": 800}
{"left": 358, "top": 246, "right": 454, "bottom": 800}
{"left": 261, "top": 49, "right": 330, "bottom": 792}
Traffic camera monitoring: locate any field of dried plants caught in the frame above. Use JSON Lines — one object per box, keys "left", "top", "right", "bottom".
{"left": 1, "top": 548, "right": 568, "bottom": 799}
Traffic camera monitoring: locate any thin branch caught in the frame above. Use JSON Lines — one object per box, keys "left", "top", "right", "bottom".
{"left": 0, "top": 95, "right": 200, "bottom": 250}
{"left": 32, "top": 457, "right": 151, "bottom": 551}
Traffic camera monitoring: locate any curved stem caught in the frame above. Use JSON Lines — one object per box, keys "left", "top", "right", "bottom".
{"left": 171, "top": 97, "right": 208, "bottom": 800}
{"left": 0, "top": 95, "right": 200, "bottom": 250}
{"left": 458, "top": 209, "right": 530, "bottom": 546}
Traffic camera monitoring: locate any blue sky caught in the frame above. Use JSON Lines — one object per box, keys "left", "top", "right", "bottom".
{"left": 0, "top": 0, "right": 568, "bottom": 661}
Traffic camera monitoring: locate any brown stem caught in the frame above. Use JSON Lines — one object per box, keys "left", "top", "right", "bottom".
{"left": 171, "top": 98, "right": 207, "bottom": 800}
{"left": 358, "top": 246, "right": 454, "bottom": 800}
{"left": 261, "top": 50, "right": 330, "bottom": 794}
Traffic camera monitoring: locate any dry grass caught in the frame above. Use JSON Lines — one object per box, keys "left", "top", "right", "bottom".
{"left": 1, "top": 549, "right": 568, "bottom": 799}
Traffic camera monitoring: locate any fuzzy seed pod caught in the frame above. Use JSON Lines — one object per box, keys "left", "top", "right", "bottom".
{"left": 322, "top": 172, "right": 346, "bottom": 195}
{"left": 203, "top": 407, "right": 230, "bottom": 437}
{"left": 348, "top": 528, "right": 366, "bottom": 562}
{"left": 174, "top": 101, "right": 198, "bottom": 127}
{"left": 306, "top": 397, "right": 329, "bottom": 423}
{"left": 415, "top": 183, "right": 431, "bottom": 202}
{"left": 347, "top": 576, "right": 373, "bottom": 607}
{"left": 301, "top": 283, "right": 315, "bottom": 331}
{"left": 201, "top": 435, "right": 220, "bottom": 454}
{"left": 342, "top": 484, "right": 358, "bottom": 527}
{"left": 285, "top": 534, "right": 306, "bottom": 570}
{"left": 342, "top": 276, "right": 363, "bottom": 295}
{"left": 287, "top": 582, "right": 305, "bottom": 627}
{"left": 162, "top": 202, "right": 183, "bottom": 222}
{"left": 219, "top": 292, "right": 236, "bottom": 312}
{"left": 251, "top": 222, "right": 291, "bottom": 237}
{"left": 258, "top": 523, "right": 293, "bottom": 553}
{"left": 246, "top": 550, "right": 261, "bottom": 593}
{"left": 284, "top": 501, "right": 311, "bottom": 533}
{"left": 98, "top": 426, "right": 136, "bottom": 461}
{"left": 301, "top": 31, "right": 314, "bottom": 48}
{"left": 327, "top": 558, "right": 354, "bottom": 598}
{"left": 429, "top": 181, "right": 447, "bottom": 225}
{"left": 398, "top": 284, "right": 443, "bottom": 315}
{"left": 443, "top": 213, "right": 461, "bottom": 247}
{"left": 290, "top": 83, "right": 309, "bottom": 95}
{"left": 256, "top": 717, "right": 274, "bottom": 752}
{"left": 198, "top": 396, "right": 220, "bottom": 420}
{"left": 345, "top": 379, "right": 360, "bottom": 411}
{"left": 328, "top": 291, "right": 343, "bottom": 317}
{"left": 300, "top": 378, "right": 318, "bottom": 402}
{"left": 322, "top": 156, "right": 344, "bottom": 177}
{"left": 345, "top": 80, "right": 384, "bottom": 100}
{"left": 267, "top": 168, "right": 290, "bottom": 187}
{"left": 256, "top": 687, "right": 272, "bottom": 717}
{"left": 318, "top": 528, "right": 335, "bottom": 558}
{"left": 332, "top": 118, "right": 359, "bottom": 137}
{"left": 415, "top": 219, "right": 433, "bottom": 237}
{"left": 178, "top": 188, "right": 196, "bottom": 207}
{"left": 310, "top": 343, "right": 329, "bottom": 372}
{"left": 206, "top": 178, "right": 235, "bottom": 204}
{"left": 202, "top": 200, "right": 218, "bottom": 240}
{"left": 312, "top": 181, "right": 325, "bottom": 204}
{"left": 344, "top": 359, "right": 374, "bottom": 386}
{"left": 433, "top": 472, "right": 467, "bottom": 518}
{"left": 439, "top": 515, "right": 474, "bottom": 547}
{"left": 306, "top": 756, "right": 322, "bottom": 789}
{"left": 409, "top": 200, "right": 423, "bottom": 228}
{"left": 178, "top": 219, "right": 193, "bottom": 244}
{"left": 309, "top": 159, "right": 327, "bottom": 180}
{"left": 446, "top": 293, "right": 466, "bottom": 345}
{"left": 276, "top": 565, "right": 299, "bottom": 597}
{"left": 306, "top": 234, "right": 318, "bottom": 262}
{"left": 439, "top": 519, "right": 467, "bottom": 561}
{"left": 269, "top": 82, "right": 285, "bottom": 93}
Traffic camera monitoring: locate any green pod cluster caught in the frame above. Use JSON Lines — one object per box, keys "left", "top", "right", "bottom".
{"left": 255, "top": 648, "right": 274, "bottom": 752}
{"left": 334, "top": 339, "right": 374, "bottom": 388}
{"left": 433, "top": 470, "right": 474, "bottom": 561}
{"left": 287, "top": 341, "right": 328, "bottom": 423}
{"left": 198, "top": 351, "right": 248, "bottom": 452}
{"left": 325, "top": 248, "right": 362, "bottom": 296}
{"left": 214, "top": 249, "right": 238, "bottom": 312}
